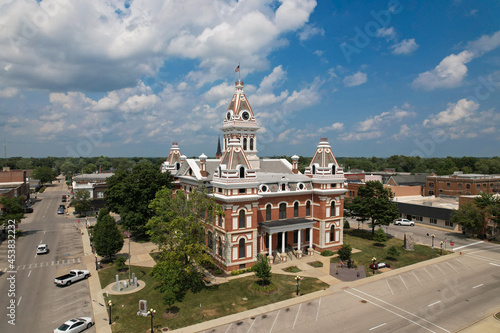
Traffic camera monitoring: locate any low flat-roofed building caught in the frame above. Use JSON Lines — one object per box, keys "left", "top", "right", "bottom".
{"left": 426, "top": 172, "right": 500, "bottom": 197}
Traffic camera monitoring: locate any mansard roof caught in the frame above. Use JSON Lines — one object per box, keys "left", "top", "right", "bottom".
{"left": 310, "top": 138, "right": 338, "bottom": 168}
{"left": 222, "top": 81, "right": 258, "bottom": 129}
{"left": 219, "top": 138, "right": 252, "bottom": 170}
{"left": 166, "top": 142, "right": 182, "bottom": 165}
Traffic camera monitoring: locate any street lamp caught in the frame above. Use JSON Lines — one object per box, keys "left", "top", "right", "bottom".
{"left": 431, "top": 234, "right": 435, "bottom": 249}
{"left": 371, "top": 257, "right": 377, "bottom": 275}
{"left": 295, "top": 276, "right": 302, "bottom": 296}
{"left": 108, "top": 300, "right": 113, "bottom": 325}
{"left": 95, "top": 254, "right": 98, "bottom": 271}
{"left": 148, "top": 308, "right": 156, "bottom": 333}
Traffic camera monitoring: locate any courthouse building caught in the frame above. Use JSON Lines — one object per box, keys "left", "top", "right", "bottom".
{"left": 161, "top": 80, "right": 347, "bottom": 272}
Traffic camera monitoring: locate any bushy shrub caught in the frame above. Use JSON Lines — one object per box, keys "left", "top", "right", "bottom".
{"left": 215, "top": 269, "right": 223, "bottom": 275}
{"left": 338, "top": 244, "right": 352, "bottom": 261}
{"left": 114, "top": 256, "right": 127, "bottom": 270}
{"left": 343, "top": 219, "right": 350, "bottom": 229}
{"left": 321, "top": 250, "right": 334, "bottom": 256}
{"left": 231, "top": 269, "right": 240, "bottom": 276}
{"left": 373, "top": 227, "right": 388, "bottom": 245}
{"left": 387, "top": 245, "right": 400, "bottom": 259}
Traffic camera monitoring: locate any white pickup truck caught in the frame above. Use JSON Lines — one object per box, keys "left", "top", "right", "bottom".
{"left": 54, "top": 269, "right": 90, "bottom": 286}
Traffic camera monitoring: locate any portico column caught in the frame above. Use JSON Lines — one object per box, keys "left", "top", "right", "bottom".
{"left": 281, "top": 232, "right": 285, "bottom": 253}
{"left": 297, "top": 229, "right": 301, "bottom": 251}
{"left": 269, "top": 233, "right": 272, "bottom": 253}
{"left": 309, "top": 228, "right": 313, "bottom": 248}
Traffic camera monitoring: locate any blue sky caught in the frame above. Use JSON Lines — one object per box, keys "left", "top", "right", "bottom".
{"left": 0, "top": 0, "right": 499, "bottom": 159}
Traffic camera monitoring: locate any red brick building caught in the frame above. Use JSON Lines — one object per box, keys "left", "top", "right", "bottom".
{"left": 425, "top": 173, "right": 500, "bottom": 197}
{"left": 162, "top": 81, "right": 347, "bottom": 272}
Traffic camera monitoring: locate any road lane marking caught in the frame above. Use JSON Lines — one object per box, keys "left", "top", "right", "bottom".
{"left": 412, "top": 271, "right": 422, "bottom": 285}
{"left": 455, "top": 259, "right": 469, "bottom": 270}
{"left": 17, "top": 296, "right": 22, "bottom": 306}
{"left": 270, "top": 310, "right": 280, "bottom": 333}
{"left": 369, "top": 323, "right": 387, "bottom": 330}
{"left": 315, "top": 297, "right": 321, "bottom": 322}
{"left": 247, "top": 317, "right": 256, "bottom": 333}
{"left": 490, "top": 263, "right": 500, "bottom": 267}
{"left": 453, "top": 241, "right": 484, "bottom": 251}
{"left": 472, "top": 284, "right": 483, "bottom": 289}
{"left": 428, "top": 301, "right": 441, "bottom": 307}
{"left": 345, "top": 290, "right": 437, "bottom": 333}
{"left": 224, "top": 324, "right": 232, "bottom": 333}
{"left": 386, "top": 279, "right": 394, "bottom": 295}
{"left": 467, "top": 254, "right": 500, "bottom": 265}
{"left": 351, "top": 288, "right": 450, "bottom": 333}
{"left": 28, "top": 270, "right": 31, "bottom": 277}
{"left": 446, "top": 262, "right": 459, "bottom": 273}
{"left": 399, "top": 275, "right": 409, "bottom": 290}
{"left": 424, "top": 267, "right": 435, "bottom": 280}
{"left": 292, "top": 303, "right": 302, "bottom": 329}
{"left": 435, "top": 265, "right": 447, "bottom": 277}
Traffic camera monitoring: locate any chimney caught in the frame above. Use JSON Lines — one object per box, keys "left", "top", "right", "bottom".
{"left": 292, "top": 155, "right": 299, "bottom": 174}
{"left": 199, "top": 154, "right": 207, "bottom": 177}
{"left": 98, "top": 165, "right": 102, "bottom": 173}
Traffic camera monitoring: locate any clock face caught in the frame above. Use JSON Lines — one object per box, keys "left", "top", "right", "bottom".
{"left": 241, "top": 111, "right": 250, "bottom": 120}
{"left": 226, "top": 111, "right": 231, "bottom": 120}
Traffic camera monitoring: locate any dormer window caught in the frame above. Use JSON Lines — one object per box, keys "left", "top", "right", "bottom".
{"left": 312, "top": 165, "right": 316, "bottom": 174}
{"left": 281, "top": 184, "right": 286, "bottom": 191}
{"left": 239, "top": 166, "right": 245, "bottom": 178}
{"left": 332, "top": 165, "right": 336, "bottom": 175}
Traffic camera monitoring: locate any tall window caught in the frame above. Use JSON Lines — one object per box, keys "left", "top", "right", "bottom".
{"left": 239, "top": 167, "right": 245, "bottom": 178}
{"left": 243, "top": 138, "right": 247, "bottom": 150}
{"left": 312, "top": 165, "right": 316, "bottom": 174}
{"left": 250, "top": 138, "right": 254, "bottom": 150}
{"left": 207, "top": 231, "right": 213, "bottom": 250}
{"left": 239, "top": 210, "right": 245, "bottom": 228}
{"left": 306, "top": 201, "right": 311, "bottom": 216}
{"left": 266, "top": 204, "right": 271, "bottom": 221}
{"left": 305, "top": 228, "right": 310, "bottom": 242}
{"left": 279, "top": 203, "right": 287, "bottom": 219}
{"left": 330, "top": 225, "right": 335, "bottom": 242}
{"left": 293, "top": 230, "right": 298, "bottom": 243}
{"left": 218, "top": 237, "right": 222, "bottom": 256}
{"left": 239, "top": 238, "right": 245, "bottom": 258}
{"left": 331, "top": 201, "right": 335, "bottom": 217}
{"left": 281, "top": 183, "right": 286, "bottom": 191}
{"left": 294, "top": 202, "right": 299, "bottom": 217}
{"left": 332, "top": 165, "right": 336, "bottom": 175}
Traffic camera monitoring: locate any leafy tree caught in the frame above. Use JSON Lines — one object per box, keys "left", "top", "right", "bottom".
{"left": 105, "top": 162, "right": 172, "bottom": 236}
{"left": 474, "top": 192, "right": 500, "bottom": 235}
{"left": 73, "top": 189, "right": 92, "bottom": 215}
{"left": 93, "top": 210, "right": 124, "bottom": 260}
{"left": 450, "top": 202, "right": 483, "bottom": 236}
{"left": 338, "top": 244, "right": 352, "bottom": 261}
{"left": 32, "top": 166, "right": 56, "bottom": 184}
{"left": 82, "top": 163, "right": 97, "bottom": 174}
{"left": 146, "top": 187, "right": 223, "bottom": 308}
{"left": 0, "top": 196, "right": 25, "bottom": 227}
{"left": 345, "top": 181, "right": 399, "bottom": 236}
{"left": 60, "top": 160, "right": 78, "bottom": 180}
{"left": 373, "top": 227, "right": 388, "bottom": 245}
{"left": 253, "top": 254, "right": 272, "bottom": 286}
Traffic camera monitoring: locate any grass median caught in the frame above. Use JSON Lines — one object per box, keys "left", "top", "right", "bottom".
{"left": 98, "top": 264, "right": 328, "bottom": 332}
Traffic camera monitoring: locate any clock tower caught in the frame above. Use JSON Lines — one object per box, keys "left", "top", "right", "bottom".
{"left": 221, "top": 80, "right": 260, "bottom": 169}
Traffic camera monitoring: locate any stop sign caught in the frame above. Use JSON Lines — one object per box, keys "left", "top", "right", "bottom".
{"left": 450, "top": 241, "right": 454, "bottom": 246}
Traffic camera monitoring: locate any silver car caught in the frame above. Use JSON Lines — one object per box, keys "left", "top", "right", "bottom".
{"left": 54, "top": 317, "right": 94, "bottom": 333}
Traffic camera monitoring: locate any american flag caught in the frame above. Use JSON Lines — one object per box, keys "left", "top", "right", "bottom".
{"left": 339, "top": 258, "right": 344, "bottom": 266}
{"left": 235, "top": 65, "right": 240, "bottom": 72}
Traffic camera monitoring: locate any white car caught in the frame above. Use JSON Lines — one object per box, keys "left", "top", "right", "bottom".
{"left": 54, "top": 317, "right": 94, "bottom": 333}
{"left": 37, "top": 244, "right": 48, "bottom": 254}
{"left": 394, "top": 218, "right": 415, "bottom": 226}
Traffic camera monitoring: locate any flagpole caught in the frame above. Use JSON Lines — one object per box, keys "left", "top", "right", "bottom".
{"left": 238, "top": 63, "right": 241, "bottom": 82}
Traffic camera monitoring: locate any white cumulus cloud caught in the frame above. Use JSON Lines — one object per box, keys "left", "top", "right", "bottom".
{"left": 391, "top": 38, "right": 419, "bottom": 55}
{"left": 343, "top": 71, "right": 367, "bottom": 87}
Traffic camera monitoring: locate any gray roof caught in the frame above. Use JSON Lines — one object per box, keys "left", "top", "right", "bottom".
{"left": 258, "top": 217, "right": 316, "bottom": 233}
{"left": 389, "top": 174, "right": 428, "bottom": 186}
{"left": 73, "top": 173, "right": 114, "bottom": 182}
{"left": 396, "top": 202, "right": 453, "bottom": 221}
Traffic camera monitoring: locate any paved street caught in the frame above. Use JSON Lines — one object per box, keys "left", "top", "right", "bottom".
{"left": 186, "top": 241, "right": 500, "bottom": 333}
{"left": 0, "top": 179, "right": 95, "bottom": 333}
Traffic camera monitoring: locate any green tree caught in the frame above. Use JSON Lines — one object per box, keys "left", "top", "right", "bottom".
{"left": 450, "top": 202, "right": 483, "bottom": 236}
{"left": 105, "top": 162, "right": 172, "bottom": 236}
{"left": 373, "top": 227, "right": 388, "bottom": 246}
{"left": 32, "top": 166, "right": 56, "bottom": 184}
{"left": 0, "top": 196, "right": 25, "bottom": 227}
{"left": 387, "top": 245, "right": 400, "bottom": 259}
{"left": 474, "top": 192, "right": 500, "bottom": 235}
{"left": 253, "top": 254, "right": 272, "bottom": 286}
{"left": 338, "top": 244, "right": 352, "bottom": 261}
{"left": 345, "top": 181, "right": 399, "bottom": 236}
{"left": 82, "top": 163, "right": 97, "bottom": 174}
{"left": 147, "top": 187, "right": 223, "bottom": 308}
{"left": 93, "top": 211, "right": 124, "bottom": 260}
{"left": 73, "top": 189, "right": 92, "bottom": 215}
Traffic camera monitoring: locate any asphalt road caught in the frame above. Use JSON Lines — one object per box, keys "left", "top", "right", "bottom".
{"left": 0, "top": 180, "right": 95, "bottom": 332}
{"left": 202, "top": 241, "right": 500, "bottom": 332}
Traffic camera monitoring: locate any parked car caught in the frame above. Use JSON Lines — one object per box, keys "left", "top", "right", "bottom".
{"left": 59, "top": 204, "right": 65, "bottom": 209}
{"left": 62, "top": 195, "right": 67, "bottom": 202}
{"left": 25, "top": 206, "right": 34, "bottom": 213}
{"left": 58, "top": 207, "right": 64, "bottom": 214}
{"left": 394, "top": 218, "right": 415, "bottom": 226}
{"left": 54, "top": 317, "right": 94, "bottom": 333}
{"left": 37, "top": 244, "right": 48, "bottom": 254}
{"left": 54, "top": 269, "right": 90, "bottom": 286}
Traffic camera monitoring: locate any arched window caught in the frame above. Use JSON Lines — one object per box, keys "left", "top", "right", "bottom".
{"left": 207, "top": 231, "right": 213, "bottom": 250}
{"left": 279, "top": 203, "right": 287, "bottom": 219}
{"left": 306, "top": 201, "right": 311, "bottom": 216}
{"left": 218, "top": 237, "right": 223, "bottom": 256}
{"left": 332, "top": 165, "right": 336, "bottom": 175}
{"left": 266, "top": 204, "right": 271, "bottom": 221}
{"left": 330, "top": 225, "right": 336, "bottom": 242}
{"left": 239, "top": 238, "right": 245, "bottom": 258}
{"left": 250, "top": 138, "right": 254, "bottom": 150}
{"left": 312, "top": 165, "right": 316, "bottom": 174}
{"left": 243, "top": 138, "right": 247, "bottom": 150}
{"left": 218, "top": 166, "right": 222, "bottom": 177}
{"left": 294, "top": 202, "right": 299, "bottom": 217}
{"left": 281, "top": 183, "right": 286, "bottom": 191}
{"left": 239, "top": 210, "right": 245, "bottom": 229}
{"left": 331, "top": 201, "right": 335, "bottom": 217}
{"left": 239, "top": 167, "right": 245, "bottom": 178}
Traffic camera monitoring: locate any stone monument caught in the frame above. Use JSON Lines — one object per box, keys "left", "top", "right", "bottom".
{"left": 404, "top": 233, "right": 414, "bottom": 251}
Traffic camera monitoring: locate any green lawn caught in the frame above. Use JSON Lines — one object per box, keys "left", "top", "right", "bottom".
{"left": 332, "top": 229, "right": 450, "bottom": 275}
{"left": 98, "top": 265, "right": 328, "bottom": 332}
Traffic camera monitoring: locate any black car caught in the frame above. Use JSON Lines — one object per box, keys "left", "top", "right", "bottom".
{"left": 25, "top": 206, "right": 34, "bottom": 213}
